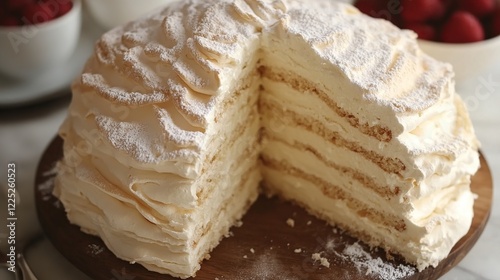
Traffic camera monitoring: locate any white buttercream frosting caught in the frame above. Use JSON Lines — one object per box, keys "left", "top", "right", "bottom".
{"left": 53, "top": 0, "right": 480, "bottom": 278}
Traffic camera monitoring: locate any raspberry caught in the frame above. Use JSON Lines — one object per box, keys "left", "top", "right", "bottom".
{"left": 458, "top": 0, "right": 496, "bottom": 18}
{"left": 22, "top": 2, "right": 57, "bottom": 25}
{"left": 492, "top": 8, "right": 500, "bottom": 37}
{"left": 6, "top": 0, "right": 34, "bottom": 12}
{"left": 404, "top": 22, "right": 437, "bottom": 40}
{"left": 57, "top": 1, "right": 73, "bottom": 17}
{"left": 354, "top": 0, "right": 387, "bottom": 19}
{"left": 37, "top": 0, "right": 72, "bottom": 18}
{"left": 441, "top": 11, "right": 485, "bottom": 43}
{"left": 433, "top": 0, "right": 449, "bottom": 20}
{"left": 39, "top": 2, "right": 58, "bottom": 18}
{"left": 401, "top": 0, "right": 446, "bottom": 22}
{"left": 0, "top": 16, "right": 20, "bottom": 27}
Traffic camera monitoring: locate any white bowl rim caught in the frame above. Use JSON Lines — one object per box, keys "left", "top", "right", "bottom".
{"left": 0, "top": 0, "right": 81, "bottom": 32}
{"left": 417, "top": 32, "right": 500, "bottom": 50}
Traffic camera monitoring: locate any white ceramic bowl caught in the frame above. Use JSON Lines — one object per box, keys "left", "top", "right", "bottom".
{"left": 418, "top": 35, "right": 500, "bottom": 83}
{"left": 85, "top": 0, "right": 177, "bottom": 30}
{"left": 0, "top": 0, "right": 82, "bottom": 80}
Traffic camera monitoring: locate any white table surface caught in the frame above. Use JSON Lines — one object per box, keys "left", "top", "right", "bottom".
{"left": 1, "top": 8, "right": 499, "bottom": 280}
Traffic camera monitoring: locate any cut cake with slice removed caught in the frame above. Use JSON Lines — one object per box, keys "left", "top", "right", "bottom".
{"left": 53, "top": 0, "right": 480, "bottom": 278}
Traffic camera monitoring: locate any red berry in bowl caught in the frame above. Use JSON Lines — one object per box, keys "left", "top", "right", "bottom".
{"left": 6, "top": 0, "right": 34, "bottom": 12}
{"left": 401, "top": 0, "right": 446, "bottom": 22}
{"left": 354, "top": 0, "right": 387, "bottom": 18}
{"left": 441, "top": 11, "right": 485, "bottom": 43}
{"left": 404, "top": 22, "right": 438, "bottom": 40}
{"left": 37, "top": 0, "right": 73, "bottom": 18}
{"left": 38, "top": 0, "right": 62, "bottom": 18}
{"left": 57, "top": 1, "right": 73, "bottom": 17}
{"left": 492, "top": 8, "right": 500, "bottom": 37}
{"left": 0, "top": 16, "right": 20, "bottom": 27}
{"left": 458, "top": 0, "right": 496, "bottom": 18}
{"left": 22, "top": 2, "right": 57, "bottom": 24}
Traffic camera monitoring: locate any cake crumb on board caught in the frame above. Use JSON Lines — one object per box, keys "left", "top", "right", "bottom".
{"left": 235, "top": 220, "right": 243, "bottom": 227}
{"left": 286, "top": 218, "right": 295, "bottom": 228}
{"left": 311, "top": 252, "right": 330, "bottom": 268}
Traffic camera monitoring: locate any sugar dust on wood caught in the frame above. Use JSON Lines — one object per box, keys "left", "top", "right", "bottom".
{"left": 338, "top": 242, "right": 416, "bottom": 280}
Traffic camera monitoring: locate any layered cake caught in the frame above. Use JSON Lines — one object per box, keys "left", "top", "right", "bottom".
{"left": 53, "top": 0, "right": 480, "bottom": 278}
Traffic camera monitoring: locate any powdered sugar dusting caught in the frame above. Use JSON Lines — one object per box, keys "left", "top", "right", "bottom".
{"left": 95, "top": 115, "right": 161, "bottom": 163}
{"left": 285, "top": 0, "right": 449, "bottom": 114}
{"left": 236, "top": 253, "right": 301, "bottom": 280}
{"left": 38, "top": 177, "right": 55, "bottom": 201}
{"left": 95, "top": 115, "right": 199, "bottom": 164}
{"left": 42, "top": 164, "right": 58, "bottom": 177}
{"left": 88, "top": 244, "right": 105, "bottom": 256}
{"left": 339, "top": 242, "right": 416, "bottom": 279}
{"left": 73, "top": 0, "right": 455, "bottom": 167}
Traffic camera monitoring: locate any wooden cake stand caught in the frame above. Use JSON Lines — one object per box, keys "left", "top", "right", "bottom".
{"left": 35, "top": 136, "right": 493, "bottom": 280}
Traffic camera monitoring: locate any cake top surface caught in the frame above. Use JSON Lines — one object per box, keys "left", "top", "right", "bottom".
{"left": 80, "top": 0, "right": 450, "bottom": 120}
{"left": 70, "top": 0, "right": 477, "bottom": 173}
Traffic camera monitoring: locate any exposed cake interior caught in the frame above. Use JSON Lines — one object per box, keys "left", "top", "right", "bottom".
{"left": 53, "top": 0, "right": 480, "bottom": 278}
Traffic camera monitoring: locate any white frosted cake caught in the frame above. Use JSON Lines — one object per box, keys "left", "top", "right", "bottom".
{"left": 53, "top": 0, "right": 480, "bottom": 278}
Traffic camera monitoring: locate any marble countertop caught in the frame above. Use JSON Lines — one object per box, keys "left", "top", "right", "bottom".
{"left": 0, "top": 14, "right": 499, "bottom": 280}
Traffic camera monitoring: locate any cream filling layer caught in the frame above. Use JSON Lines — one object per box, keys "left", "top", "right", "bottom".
{"left": 260, "top": 78, "right": 478, "bottom": 240}
{"left": 261, "top": 167, "right": 474, "bottom": 270}
{"left": 262, "top": 137, "right": 405, "bottom": 215}
{"left": 260, "top": 89, "right": 475, "bottom": 204}
{"left": 260, "top": 71, "right": 478, "bottom": 183}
